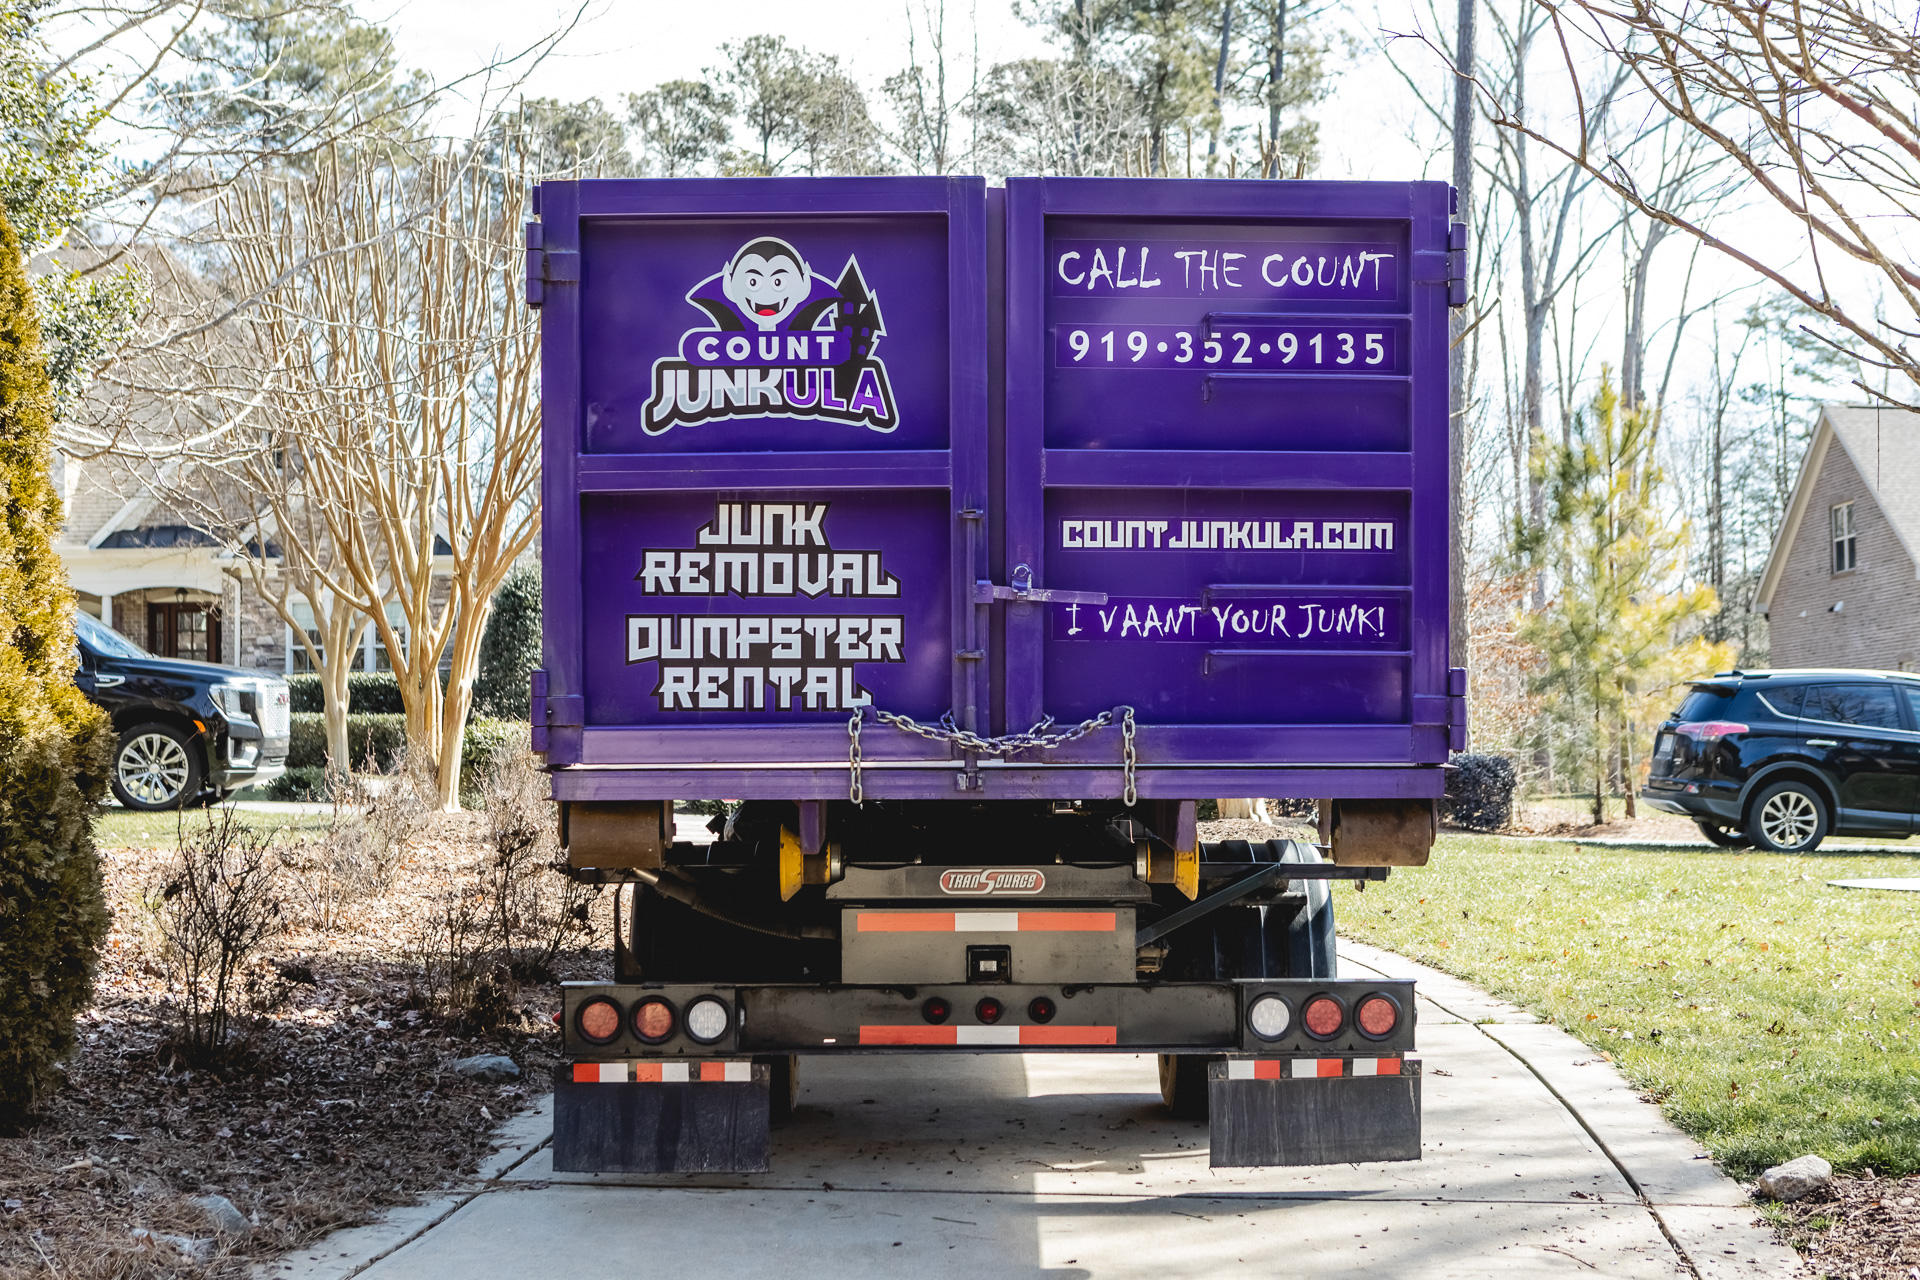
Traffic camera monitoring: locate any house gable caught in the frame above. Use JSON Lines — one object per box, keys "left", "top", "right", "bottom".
{"left": 1764, "top": 415, "right": 1920, "bottom": 670}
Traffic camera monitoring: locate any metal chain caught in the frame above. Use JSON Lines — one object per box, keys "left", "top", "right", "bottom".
{"left": 847, "top": 710, "right": 864, "bottom": 805}
{"left": 848, "top": 704, "right": 1139, "bottom": 805}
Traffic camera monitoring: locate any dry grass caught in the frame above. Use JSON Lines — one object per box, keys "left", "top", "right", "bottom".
{"left": 0, "top": 777, "right": 606, "bottom": 1279}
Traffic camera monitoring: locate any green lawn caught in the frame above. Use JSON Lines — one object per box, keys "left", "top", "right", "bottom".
{"left": 95, "top": 804, "right": 336, "bottom": 848}
{"left": 1341, "top": 835, "right": 1920, "bottom": 1177}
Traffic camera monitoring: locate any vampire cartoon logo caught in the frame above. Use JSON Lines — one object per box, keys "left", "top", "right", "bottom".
{"left": 643, "top": 236, "right": 898, "bottom": 436}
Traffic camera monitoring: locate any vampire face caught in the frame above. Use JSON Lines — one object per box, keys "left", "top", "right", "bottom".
{"left": 722, "top": 238, "right": 810, "bottom": 330}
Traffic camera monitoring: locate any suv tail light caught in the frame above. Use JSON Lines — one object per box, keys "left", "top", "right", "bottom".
{"left": 1675, "top": 721, "right": 1748, "bottom": 740}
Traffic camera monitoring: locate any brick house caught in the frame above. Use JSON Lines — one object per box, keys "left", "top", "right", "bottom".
{"left": 1756, "top": 403, "right": 1920, "bottom": 670}
{"left": 56, "top": 454, "right": 451, "bottom": 675}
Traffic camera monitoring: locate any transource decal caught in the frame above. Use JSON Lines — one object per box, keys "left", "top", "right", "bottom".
{"left": 939, "top": 868, "right": 1048, "bottom": 895}
{"left": 627, "top": 502, "right": 903, "bottom": 712}
{"left": 643, "top": 235, "right": 898, "bottom": 436}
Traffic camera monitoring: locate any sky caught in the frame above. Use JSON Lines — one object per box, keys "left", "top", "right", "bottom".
{"left": 374, "top": 0, "right": 1443, "bottom": 182}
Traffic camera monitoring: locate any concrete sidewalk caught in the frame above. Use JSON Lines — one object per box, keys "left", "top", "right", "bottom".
{"left": 268, "top": 943, "right": 1807, "bottom": 1280}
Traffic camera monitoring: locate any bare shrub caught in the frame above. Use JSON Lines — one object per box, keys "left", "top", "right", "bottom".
{"left": 148, "top": 808, "right": 285, "bottom": 1064}
{"left": 406, "top": 882, "right": 511, "bottom": 1032}
{"left": 480, "top": 747, "right": 595, "bottom": 982}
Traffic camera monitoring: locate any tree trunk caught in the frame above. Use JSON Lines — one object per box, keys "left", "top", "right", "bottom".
{"left": 1265, "top": 0, "right": 1287, "bottom": 178}
{"left": 1446, "top": 0, "right": 1475, "bottom": 726}
{"left": 1207, "top": 0, "right": 1233, "bottom": 175}
{"left": 434, "top": 592, "right": 494, "bottom": 810}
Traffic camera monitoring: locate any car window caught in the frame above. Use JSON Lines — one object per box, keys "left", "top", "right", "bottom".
{"left": 1903, "top": 688, "right": 1920, "bottom": 730}
{"left": 1801, "top": 683, "right": 1904, "bottom": 731}
{"left": 1755, "top": 685, "right": 1805, "bottom": 719}
{"left": 1674, "top": 688, "right": 1736, "bottom": 720}
{"left": 72, "top": 612, "right": 149, "bottom": 659}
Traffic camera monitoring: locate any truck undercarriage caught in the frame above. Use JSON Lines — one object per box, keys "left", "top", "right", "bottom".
{"left": 551, "top": 799, "right": 1425, "bottom": 1173}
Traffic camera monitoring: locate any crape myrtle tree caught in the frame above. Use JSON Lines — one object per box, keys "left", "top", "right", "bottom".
{"left": 0, "top": 207, "right": 112, "bottom": 1126}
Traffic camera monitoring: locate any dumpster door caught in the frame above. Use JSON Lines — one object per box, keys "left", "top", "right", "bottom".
{"left": 537, "top": 178, "right": 988, "bottom": 791}
{"left": 1000, "top": 180, "right": 1455, "bottom": 780}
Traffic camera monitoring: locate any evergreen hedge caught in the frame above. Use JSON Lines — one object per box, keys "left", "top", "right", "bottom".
{"left": 0, "top": 210, "right": 111, "bottom": 1125}
{"left": 473, "top": 562, "right": 540, "bottom": 720}
{"left": 272, "top": 716, "right": 526, "bottom": 807}
{"left": 284, "top": 670, "right": 406, "bottom": 715}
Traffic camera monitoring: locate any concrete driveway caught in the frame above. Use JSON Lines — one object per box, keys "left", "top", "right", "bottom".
{"left": 274, "top": 943, "right": 1805, "bottom": 1280}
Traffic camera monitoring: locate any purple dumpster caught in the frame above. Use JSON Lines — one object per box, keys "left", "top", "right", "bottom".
{"left": 532, "top": 177, "right": 1463, "bottom": 1173}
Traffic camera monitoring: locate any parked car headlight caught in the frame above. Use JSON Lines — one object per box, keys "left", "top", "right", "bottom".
{"left": 209, "top": 683, "right": 253, "bottom": 719}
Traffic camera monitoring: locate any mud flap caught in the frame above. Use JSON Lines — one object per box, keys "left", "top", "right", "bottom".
{"left": 1207, "top": 1058, "right": 1421, "bottom": 1167}
{"left": 552, "top": 1063, "right": 771, "bottom": 1173}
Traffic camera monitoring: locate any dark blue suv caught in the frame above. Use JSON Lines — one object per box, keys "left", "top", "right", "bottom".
{"left": 1642, "top": 669, "right": 1920, "bottom": 852}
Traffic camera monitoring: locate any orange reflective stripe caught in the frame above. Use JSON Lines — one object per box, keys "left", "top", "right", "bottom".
{"left": 1019, "top": 1025, "right": 1118, "bottom": 1046}
{"left": 698, "top": 1061, "right": 729, "bottom": 1082}
{"left": 857, "top": 912, "right": 956, "bottom": 932}
{"left": 1016, "top": 911, "right": 1117, "bottom": 932}
{"left": 1316, "top": 1058, "right": 1344, "bottom": 1078}
{"left": 859, "top": 1025, "right": 957, "bottom": 1045}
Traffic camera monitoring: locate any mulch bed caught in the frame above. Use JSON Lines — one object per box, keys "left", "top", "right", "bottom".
{"left": 1776, "top": 1173, "right": 1920, "bottom": 1279}
{"left": 0, "top": 814, "right": 608, "bottom": 1280}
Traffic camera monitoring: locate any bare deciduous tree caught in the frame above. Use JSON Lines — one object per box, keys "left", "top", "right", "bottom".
{"left": 1485, "top": 0, "right": 1920, "bottom": 405}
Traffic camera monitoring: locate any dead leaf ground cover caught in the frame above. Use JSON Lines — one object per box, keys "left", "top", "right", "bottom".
{"left": 1341, "top": 833, "right": 1920, "bottom": 1277}
{"left": 0, "top": 803, "right": 608, "bottom": 1280}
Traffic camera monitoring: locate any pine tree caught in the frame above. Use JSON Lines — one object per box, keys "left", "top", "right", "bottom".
{"left": 1518, "top": 372, "right": 1732, "bottom": 823}
{"left": 0, "top": 207, "right": 111, "bottom": 1126}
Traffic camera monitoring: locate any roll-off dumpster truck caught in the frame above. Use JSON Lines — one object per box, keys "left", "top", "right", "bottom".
{"left": 530, "top": 177, "right": 1467, "bottom": 1172}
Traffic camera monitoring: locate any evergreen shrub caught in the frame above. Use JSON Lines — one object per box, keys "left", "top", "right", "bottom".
{"left": 473, "top": 563, "right": 540, "bottom": 720}
{"left": 0, "top": 210, "right": 112, "bottom": 1125}
{"left": 1445, "top": 753, "right": 1517, "bottom": 832}
{"left": 285, "top": 670, "right": 406, "bottom": 714}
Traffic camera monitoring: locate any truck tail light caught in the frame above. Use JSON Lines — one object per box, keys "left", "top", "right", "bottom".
{"left": 1027, "top": 996, "right": 1056, "bottom": 1023}
{"left": 922, "top": 996, "right": 951, "bottom": 1024}
{"left": 632, "top": 997, "right": 676, "bottom": 1043}
{"left": 684, "top": 997, "right": 731, "bottom": 1044}
{"left": 1356, "top": 994, "right": 1400, "bottom": 1039}
{"left": 1676, "top": 721, "right": 1748, "bottom": 741}
{"left": 1247, "top": 994, "right": 1291, "bottom": 1040}
{"left": 576, "top": 997, "right": 622, "bottom": 1044}
{"left": 1302, "top": 995, "right": 1345, "bottom": 1039}
{"left": 974, "top": 997, "right": 1004, "bottom": 1025}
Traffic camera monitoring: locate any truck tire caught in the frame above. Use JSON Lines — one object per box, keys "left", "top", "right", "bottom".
{"left": 1280, "top": 840, "right": 1337, "bottom": 980}
{"left": 1158, "top": 1052, "right": 1219, "bottom": 1121}
{"left": 1745, "top": 780, "right": 1828, "bottom": 853}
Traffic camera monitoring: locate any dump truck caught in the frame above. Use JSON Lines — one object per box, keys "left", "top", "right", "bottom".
{"left": 528, "top": 176, "right": 1467, "bottom": 1172}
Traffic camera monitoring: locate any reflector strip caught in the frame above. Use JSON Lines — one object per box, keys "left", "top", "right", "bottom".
{"left": 857, "top": 1025, "right": 1119, "bottom": 1046}
{"left": 1353, "top": 1058, "right": 1403, "bottom": 1077}
{"left": 1285, "top": 1058, "right": 1345, "bottom": 1078}
{"left": 855, "top": 911, "right": 1119, "bottom": 933}
{"left": 1020, "top": 1025, "right": 1118, "bottom": 1046}
{"left": 571, "top": 1061, "right": 755, "bottom": 1083}
{"left": 1223, "top": 1058, "right": 1409, "bottom": 1080}
{"left": 1227, "top": 1059, "right": 1282, "bottom": 1080}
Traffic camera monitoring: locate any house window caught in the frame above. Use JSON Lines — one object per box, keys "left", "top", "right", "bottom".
{"left": 1831, "top": 502, "right": 1857, "bottom": 573}
{"left": 286, "top": 601, "right": 325, "bottom": 673}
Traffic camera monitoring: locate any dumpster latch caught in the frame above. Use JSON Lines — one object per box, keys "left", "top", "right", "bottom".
{"left": 525, "top": 221, "right": 579, "bottom": 309}
{"left": 975, "top": 563, "right": 1108, "bottom": 606}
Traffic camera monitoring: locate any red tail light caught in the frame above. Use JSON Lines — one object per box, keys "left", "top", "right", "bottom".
{"left": 922, "top": 996, "right": 952, "bottom": 1025}
{"left": 632, "top": 998, "right": 675, "bottom": 1043}
{"left": 975, "top": 997, "right": 1004, "bottom": 1024}
{"left": 576, "top": 997, "right": 621, "bottom": 1044}
{"left": 1028, "top": 996, "right": 1057, "bottom": 1023}
{"left": 1356, "top": 994, "right": 1400, "bottom": 1039}
{"left": 1676, "top": 721, "right": 1748, "bottom": 740}
{"left": 1302, "top": 995, "right": 1345, "bottom": 1039}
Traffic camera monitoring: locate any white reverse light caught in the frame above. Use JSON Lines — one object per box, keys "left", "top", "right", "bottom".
{"left": 684, "top": 997, "right": 731, "bottom": 1044}
{"left": 1247, "top": 994, "right": 1292, "bottom": 1040}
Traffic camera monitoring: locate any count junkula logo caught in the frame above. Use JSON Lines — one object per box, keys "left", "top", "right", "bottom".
{"left": 643, "top": 235, "right": 898, "bottom": 436}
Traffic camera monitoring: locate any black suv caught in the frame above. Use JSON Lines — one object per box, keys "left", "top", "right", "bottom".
{"left": 72, "top": 612, "right": 291, "bottom": 810}
{"left": 1643, "top": 668, "right": 1920, "bottom": 852}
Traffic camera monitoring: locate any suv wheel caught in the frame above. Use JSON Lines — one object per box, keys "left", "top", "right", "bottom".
{"left": 1746, "top": 780, "right": 1828, "bottom": 853}
{"left": 1694, "top": 820, "right": 1752, "bottom": 850}
{"left": 112, "top": 723, "right": 203, "bottom": 811}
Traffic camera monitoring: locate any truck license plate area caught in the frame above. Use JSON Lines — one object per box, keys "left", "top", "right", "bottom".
{"left": 840, "top": 908, "right": 1135, "bottom": 984}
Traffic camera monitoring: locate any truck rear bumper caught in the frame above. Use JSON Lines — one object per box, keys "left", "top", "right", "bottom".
{"left": 554, "top": 978, "right": 1421, "bottom": 1173}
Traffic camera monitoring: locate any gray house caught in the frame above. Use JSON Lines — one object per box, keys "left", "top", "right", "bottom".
{"left": 1756, "top": 403, "right": 1920, "bottom": 670}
